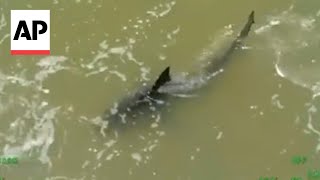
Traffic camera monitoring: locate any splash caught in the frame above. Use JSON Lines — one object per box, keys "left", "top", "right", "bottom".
{"left": 0, "top": 56, "right": 68, "bottom": 171}
{"left": 255, "top": 5, "right": 320, "bottom": 98}
{"left": 81, "top": 0, "right": 178, "bottom": 86}
{"left": 255, "top": 5, "right": 320, "bottom": 153}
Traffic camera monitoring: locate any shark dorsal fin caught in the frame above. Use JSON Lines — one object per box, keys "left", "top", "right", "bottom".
{"left": 151, "top": 66, "right": 171, "bottom": 92}
{"left": 238, "top": 11, "right": 255, "bottom": 39}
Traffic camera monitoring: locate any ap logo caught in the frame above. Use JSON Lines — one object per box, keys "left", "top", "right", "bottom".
{"left": 11, "top": 10, "right": 50, "bottom": 55}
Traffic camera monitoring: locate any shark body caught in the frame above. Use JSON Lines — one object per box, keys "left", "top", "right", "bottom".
{"left": 103, "top": 11, "right": 255, "bottom": 129}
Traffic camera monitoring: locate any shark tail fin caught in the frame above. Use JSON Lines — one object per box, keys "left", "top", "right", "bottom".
{"left": 151, "top": 66, "right": 171, "bottom": 92}
{"left": 238, "top": 11, "right": 255, "bottom": 39}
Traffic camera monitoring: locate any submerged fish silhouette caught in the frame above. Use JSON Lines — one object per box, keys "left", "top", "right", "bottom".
{"left": 103, "top": 11, "right": 255, "bottom": 129}
{"left": 103, "top": 67, "right": 172, "bottom": 128}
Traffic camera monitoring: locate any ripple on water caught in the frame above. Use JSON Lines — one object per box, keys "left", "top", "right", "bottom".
{"left": 255, "top": 5, "right": 320, "bottom": 154}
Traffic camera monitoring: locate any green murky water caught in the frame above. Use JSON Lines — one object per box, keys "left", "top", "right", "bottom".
{"left": 0, "top": 0, "right": 320, "bottom": 179}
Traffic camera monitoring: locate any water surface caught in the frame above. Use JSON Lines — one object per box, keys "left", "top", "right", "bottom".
{"left": 0, "top": 0, "right": 320, "bottom": 179}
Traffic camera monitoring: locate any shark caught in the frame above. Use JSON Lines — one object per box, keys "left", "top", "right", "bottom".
{"left": 102, "top": 11, "right": 255, "bottom": 130}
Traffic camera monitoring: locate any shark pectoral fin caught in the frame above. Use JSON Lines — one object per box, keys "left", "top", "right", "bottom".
{"left": 151, "top": 66, "right": 171, "bottom": 92}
